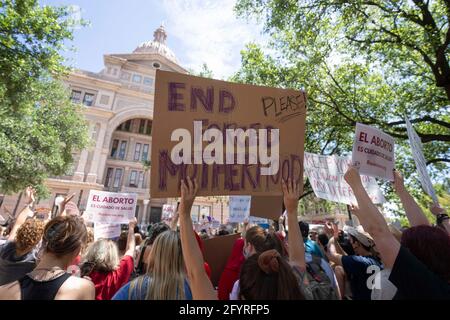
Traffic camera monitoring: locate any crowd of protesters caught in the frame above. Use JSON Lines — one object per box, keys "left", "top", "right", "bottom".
{"left": 0, "top": 166, "right": 449, "bottom": 300}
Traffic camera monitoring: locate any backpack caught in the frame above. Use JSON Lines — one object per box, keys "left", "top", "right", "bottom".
{"left": 295, "top": 256, "right": 339, "bottom": 300}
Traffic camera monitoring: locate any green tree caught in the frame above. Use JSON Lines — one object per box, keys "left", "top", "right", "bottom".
{"left": 232, "top": 0, "right": 450, "bottom": 214}
{"left": 0, "top": 0, "right": 89, "bottom": 196}
{"left": 189, "top": 63, "right": 214, "bottom": 79}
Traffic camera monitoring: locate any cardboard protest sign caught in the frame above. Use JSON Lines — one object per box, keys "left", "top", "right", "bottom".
{"left": 304, "top": 152, "right": 385, "bottom": 205}
{"left": 150, "top": 70, "right": 307, "bottom": 198}
{"left": 94, "top": 223, "right": 122, "bottom": 241}
{"left": 203, "top": 233, "right": 241, "bottom": 287}
{"left": 405, "top": 118, "right": 438, "bottom": 203}
{"left": 85, "top": 190, "right": 137, "bottom": 224}
{"left": 250, "top": 196, "right": 282, "bottom": 220}
{"left": 352, "top": 123, "right": 395, "bottom": 181}
{"left": 229, "top": 196, "right": 282, "bottom": 222}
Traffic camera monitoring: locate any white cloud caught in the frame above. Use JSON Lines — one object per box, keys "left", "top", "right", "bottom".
{"left": 162, "top": 0, "right": 266, "bottom": 79}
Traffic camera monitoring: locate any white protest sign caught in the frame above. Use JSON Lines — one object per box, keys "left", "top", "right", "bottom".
{"left": 304, "top": 152, "right": 385, "bottom": 205}
{"left": 249, "top": 216, "right": 270, "bottom": 224}
{"left": 86, "top": 190, "right": 137, "bottom": 224}
{"left": 352, "top": 123, "right": 395, "bottom": 181}
{"left": 405, "top": 118, "right": 438, "bottom": 203}
{"left": 228, "top": 196, "right": 251, "bottom": 223}
{"left": 229, "top": 196, "right": 274, "bottom": 223}
{"left": 94, "top": 223, "right": 122, "bottom": 241}
{"left": 162, "top": 204, "right": 176, "bottom": 220}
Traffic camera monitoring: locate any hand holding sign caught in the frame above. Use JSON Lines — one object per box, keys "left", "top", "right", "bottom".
{"left": 344, "top": 166, "right": 363, "bottom": 188}
{"left": 430, "top": 203, "right": 445, "bottom": 217}
{"left": 392, "top": 169, "right": 406, "bottom": 195}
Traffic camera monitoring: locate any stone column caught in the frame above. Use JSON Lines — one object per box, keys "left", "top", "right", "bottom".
{"left": 86, "top": 123, "right": 107, "bottom": 183}
{"left": 141, "top": 199, "right": 150, "bottom": 224}
{"left": 96, "top": 150, "right": 109, "bottom": 183}
{"left": 73, "top": 123, "right": 94, "bottom": 182}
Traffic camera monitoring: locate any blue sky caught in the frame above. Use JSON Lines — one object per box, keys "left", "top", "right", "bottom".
{"left": 41, "top": 0, "right": 266, "bottom": 79}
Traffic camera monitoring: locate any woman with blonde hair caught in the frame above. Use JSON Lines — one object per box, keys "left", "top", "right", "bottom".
{"left": 112, "top": 230, "right": 192, "bottom": 300}
{"left": 80, "top": 218, "right": 137, "bottom": 300}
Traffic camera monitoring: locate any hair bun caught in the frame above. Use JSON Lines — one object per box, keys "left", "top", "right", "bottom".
{"left": 258, "top": 249, "right": 280, "bottom": 274}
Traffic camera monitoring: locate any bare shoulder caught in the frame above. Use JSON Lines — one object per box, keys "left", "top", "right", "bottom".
{"left": 55, "top": 276, "right": 95, "bottom": 300}
{"left": 0, "top": 281, "right": 21, "bottom": 300}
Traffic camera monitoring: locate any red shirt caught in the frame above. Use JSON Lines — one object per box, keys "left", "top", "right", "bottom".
{"left": 217, "top": 238, "right": 245, "bottom": 300}
{"left": 89, "top": 255, "right": 134, "bottom": 300}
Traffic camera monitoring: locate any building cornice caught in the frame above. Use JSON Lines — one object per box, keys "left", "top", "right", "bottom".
{"left": 105, "top": 53, "right": 188, "bottom": 74}
{"left": 45, "top": 178, "right": 104, "bottom": 190}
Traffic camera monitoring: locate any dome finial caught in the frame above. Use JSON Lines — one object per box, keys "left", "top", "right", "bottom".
{"left": 154, "top": 24, "right": 167, "bottom": 44}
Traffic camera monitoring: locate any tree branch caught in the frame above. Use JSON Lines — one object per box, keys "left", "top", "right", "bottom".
{"left": 426, "top": 158, "right": 450, "bottom": 165}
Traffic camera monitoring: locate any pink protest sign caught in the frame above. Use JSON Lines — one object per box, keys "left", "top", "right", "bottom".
{"left": 85, "top": 190, "right": 137, "bottom": 224}
{"left": 352, "top": 123, "right": 395, "bottom": 181}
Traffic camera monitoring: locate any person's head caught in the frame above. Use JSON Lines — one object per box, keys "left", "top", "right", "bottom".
{"left": 42, "top": 216, "right": 87, "bottom": 266}
{"left": 401, "top": 225, "right": 450, "bottom": 282}
{"left": 309, "top": 230, "right": 318, "bottom": 242}
{"left": 344, "top": 227, "right": 376, "bottom": 256}
{"left": 217, "top": 229, "right": 229, "bottom": 236}
{"left": 82, "top": 239, "right": 120, "bottom": 273}
{"left": 317, "top": 233, "right": 329, "bottom": 250}
{"left": 117, "top": 231, "right": 128, "bottom": 254}
{"left": 298, "top": 221, "right": 309, "bottom": 239}
{"left": 244, "top": 226, "right": 286, "bottom": 258}
{"left": 200, "top": 232, "right": 209, "bottom": 240}
{"left": 142, "top": 230, "right": 186, "bottom": 299}
{"left": 147, "top": 222, "right": 170, "bottom": 246}
{"left": 15, "top": 219, "right": 45, "bottom": 253}
{"left": 239, "top": 249, "right": 304, "bottom": 300}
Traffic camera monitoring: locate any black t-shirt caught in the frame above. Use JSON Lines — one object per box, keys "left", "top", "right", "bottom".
{"left": 389, "top": 246, "right": 450, "bottom": 300}
{"left": 341, "top": 255, "right": 383, "bottom": 300}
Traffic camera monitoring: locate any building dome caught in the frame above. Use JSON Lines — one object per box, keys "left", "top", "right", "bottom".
{"left": 134, "top": 25, "right": 178, "bottom": 63}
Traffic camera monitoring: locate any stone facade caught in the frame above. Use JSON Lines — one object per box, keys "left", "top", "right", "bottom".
{"left": 1, "top": 26, "right": 229, "bottom": 226}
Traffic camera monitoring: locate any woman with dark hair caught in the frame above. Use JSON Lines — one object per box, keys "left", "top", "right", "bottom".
{"left": 0, "top": 215, "right": 95, "bottom": 300}
{"left": 344, "top": 166, "right": 450, "bottom": 299}
{"left": 400, "top": 225, "right": 450, "bottom": 285}
{"left": 236, "top": 179, "right": 311, "bottom": 300}
{"left": 239, "top": 249, "right": 304, "bottom": 300}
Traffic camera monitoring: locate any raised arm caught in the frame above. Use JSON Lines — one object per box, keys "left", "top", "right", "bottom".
{"left": 58, "top": 193, "right": 75, "bottom": 217}
{"left": 282, "top": 179, "right": 306, "bottom": 270}
{"left": 344, "top": 167, "right": 400, "bottom": 268}
{"left": 393, "top": 170, "right": 430, "bottom": 226}
{"left": 124, "top": 218, "right": 137, "bottom": 258}
{"left": 324, "top": 222, "right": 346, "bottom": 266}
{"left": 179, "top": 177, "right": 216, "bottom": 300}
{"left": 8, "top": 187, "right": 35, "bottom": 241}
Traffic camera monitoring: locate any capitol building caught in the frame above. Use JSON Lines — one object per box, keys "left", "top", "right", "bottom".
{"left": 1, "top": 25, "right": 230, "bottom": 225}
